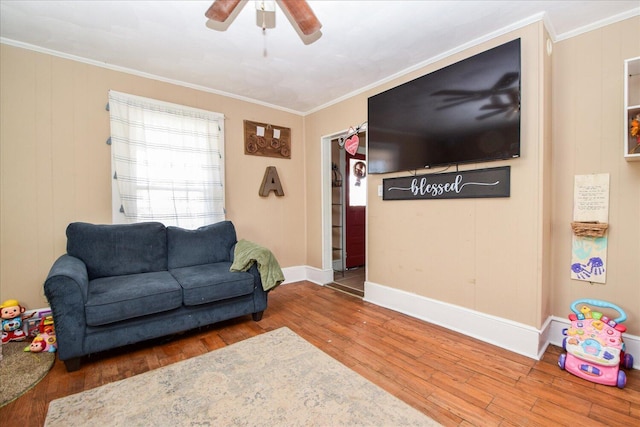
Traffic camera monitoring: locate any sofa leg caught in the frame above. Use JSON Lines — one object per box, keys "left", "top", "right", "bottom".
{"left": 64, "top": 357, "right": 82, "bottom": 372}
{"left": 252, "top": 311, "right": 264, "bottom": 321}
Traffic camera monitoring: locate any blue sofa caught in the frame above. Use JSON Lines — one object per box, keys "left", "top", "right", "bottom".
{"left": 44, "top": 220, "right": 268, "bottom": 371}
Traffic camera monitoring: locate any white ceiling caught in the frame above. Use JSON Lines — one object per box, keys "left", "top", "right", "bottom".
{"left": 1, "top": 1, "right": 639, "bottom": 114}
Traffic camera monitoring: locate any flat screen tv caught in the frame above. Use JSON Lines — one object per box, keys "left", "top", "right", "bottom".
{"left": 367, "top": 39, "right": 521, "bottom": 174}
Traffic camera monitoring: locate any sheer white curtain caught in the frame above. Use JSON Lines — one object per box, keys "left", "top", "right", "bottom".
{"left": 108, "top": 90, "right": 225, "bottom": 229}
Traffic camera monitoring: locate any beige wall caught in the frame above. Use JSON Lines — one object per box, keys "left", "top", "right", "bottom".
{"left": 305, "top": 17, "right": 640, "bottom": 335}
{"left": 306, "top": 23, "right": 552, "bottom": 329}
{"left": 0, "top": 44, "right": 305, "bottom": 310}
{"left": 550, "top": 17, "right": 640, "bottom": 334}
{"left": 2, "top": 15, "right": 638, "bottom": 337}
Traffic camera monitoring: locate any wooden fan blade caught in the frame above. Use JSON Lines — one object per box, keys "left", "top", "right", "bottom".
{"left": 279, "top": 0, "right": 322, "bottom": 35}
{"left": 205, "top": 0, "right": 241, "bottom": 22}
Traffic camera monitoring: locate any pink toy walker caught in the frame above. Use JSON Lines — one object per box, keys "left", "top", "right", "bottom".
{"left": 558, "top": 299, "right": 634, "bottom": 388}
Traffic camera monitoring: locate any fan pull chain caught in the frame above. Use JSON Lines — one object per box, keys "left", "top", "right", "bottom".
{"left": 261, "top": 3, "right": 268, "bottom": 57}
{"left": 263, "top": 28, "right": 268, "bottom": 57}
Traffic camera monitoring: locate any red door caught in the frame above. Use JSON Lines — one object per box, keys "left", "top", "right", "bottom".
{"left": 345, "top": 153, "right": 366, "bottom": 268}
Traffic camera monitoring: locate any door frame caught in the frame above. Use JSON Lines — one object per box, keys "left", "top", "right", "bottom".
{"left": 320, "top": 129, "right": 367, "bottom": 280}
{"left": 321, "top": 130, "right": 346, "bottom": 276}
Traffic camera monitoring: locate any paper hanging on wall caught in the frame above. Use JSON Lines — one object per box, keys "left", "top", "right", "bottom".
{"left": 573, "top": 174, "right": 609, "bottom": 222}
{"left": 570, "top": 173, "right": 609, "bottom": 284}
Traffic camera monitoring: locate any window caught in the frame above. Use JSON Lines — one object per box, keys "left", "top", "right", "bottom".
{"left": 108, "top": 90, "right": 225, "bottom": 229}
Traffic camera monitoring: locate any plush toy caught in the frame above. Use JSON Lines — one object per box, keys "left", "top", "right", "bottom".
{"left": 24, "top": 315, "right": 56, "bottom": 352}
{"left": 24, "top": 332, "right": 57, "bottom": 353}
{"left": 1, "top": 299, "right": 27, "bottom": 344}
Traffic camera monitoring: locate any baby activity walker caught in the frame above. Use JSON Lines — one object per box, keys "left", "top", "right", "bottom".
{"left": 558, "top": 299, "right": 634, "bottom": 388}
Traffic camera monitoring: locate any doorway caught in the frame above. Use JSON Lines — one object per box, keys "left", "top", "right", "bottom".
{"left": 345, "top": 153, "right": 366, "bottom": 268}
{"left": 328, "top": 132, "right": 366, "bottom": 297}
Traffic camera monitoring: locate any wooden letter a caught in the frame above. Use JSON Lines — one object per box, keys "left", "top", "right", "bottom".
{"left": 259, "top": 166, "right": 285, "bottom": 197}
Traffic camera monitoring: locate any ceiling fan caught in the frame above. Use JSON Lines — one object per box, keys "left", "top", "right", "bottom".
{"left": 205, "top": 0, "right": 322, "bottom": 36}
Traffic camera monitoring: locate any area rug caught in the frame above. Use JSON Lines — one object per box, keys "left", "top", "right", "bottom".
{"left": 0, "top": 341, "right": 56, "bottom": 407}
{"left": 45, "top": 327, "right": 439, "bottom": 426}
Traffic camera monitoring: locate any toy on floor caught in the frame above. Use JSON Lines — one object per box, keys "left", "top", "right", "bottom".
{"left": 25, "top": 332, "right": 56, "bottom": 353}
{"left": 558, "top": 299, "right": 634, "bottom": 388}
{"left": 24, "top": 316, "right": 57, "bottom": 353}
{"left": 38, "top": 315, "right": 55, "bottom": 335}
{"left": 1, "top": 299, "right": 27, "bottom": 344}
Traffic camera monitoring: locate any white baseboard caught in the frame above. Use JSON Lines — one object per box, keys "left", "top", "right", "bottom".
{"left": 364, "top": 281, "right": 545, "bottom": 360}
{"left": 279, "top": 266, "right": 640, "bottom": 370}
{"left": 283, "top": 265, "right": 333, "bottom": 286}
{"left": 281, "top": 266, "right": 309, "bottom": 285}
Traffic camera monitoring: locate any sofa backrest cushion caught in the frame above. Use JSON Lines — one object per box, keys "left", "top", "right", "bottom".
{"left": 66, "top": 222, "right": 168, "bottom": 280}
{"left": 167, "top": 221, "right": 237, "bottom": 269}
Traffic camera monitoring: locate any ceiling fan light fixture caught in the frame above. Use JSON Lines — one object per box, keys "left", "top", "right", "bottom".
{"left": 256, "top": 0, "right": 276, "bottom": 30}
{"left": 255, "top": 1, "right": 276, "bottom": 13}
{"left": 205, "top": 0, "right": 322, "bottom": 41}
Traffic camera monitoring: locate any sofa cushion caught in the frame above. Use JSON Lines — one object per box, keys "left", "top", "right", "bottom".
{"left": 67, "top": 222, "right": 168, "bottom": 280}
{"left": 85, "top": 271, "right": 182, "bottom": 326}
{"left": 170, "top": 262, "right": 254, "bottom": 306}
{"left": 167, "top": 221, "right": 237, "bottom": 269}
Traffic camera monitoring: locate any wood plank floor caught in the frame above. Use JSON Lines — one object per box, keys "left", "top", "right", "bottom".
{"left": 2, "top": 281, "right": 639, "bottom": 426}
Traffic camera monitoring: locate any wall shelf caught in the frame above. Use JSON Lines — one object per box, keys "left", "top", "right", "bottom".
{"left": 624, "top": 57, "right": 640, "bottom": 161}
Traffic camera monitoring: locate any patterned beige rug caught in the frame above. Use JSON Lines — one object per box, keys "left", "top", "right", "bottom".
{"left": 45, "top": 327, "right": 439, "bottom": 426}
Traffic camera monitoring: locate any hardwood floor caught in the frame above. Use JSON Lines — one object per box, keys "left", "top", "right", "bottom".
{"left": 2, "top": 281, "right": 639, "bottom": 426}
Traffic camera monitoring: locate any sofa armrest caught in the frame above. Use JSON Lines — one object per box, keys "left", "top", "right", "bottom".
{"left": 249, "top": 262, "right": 268, "bottom": 322}
{"left": 230, "top": 243, "right": 236, "bottom": 262}
{"left": 43, "top": 254, "right": 89, "bottom": 361}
